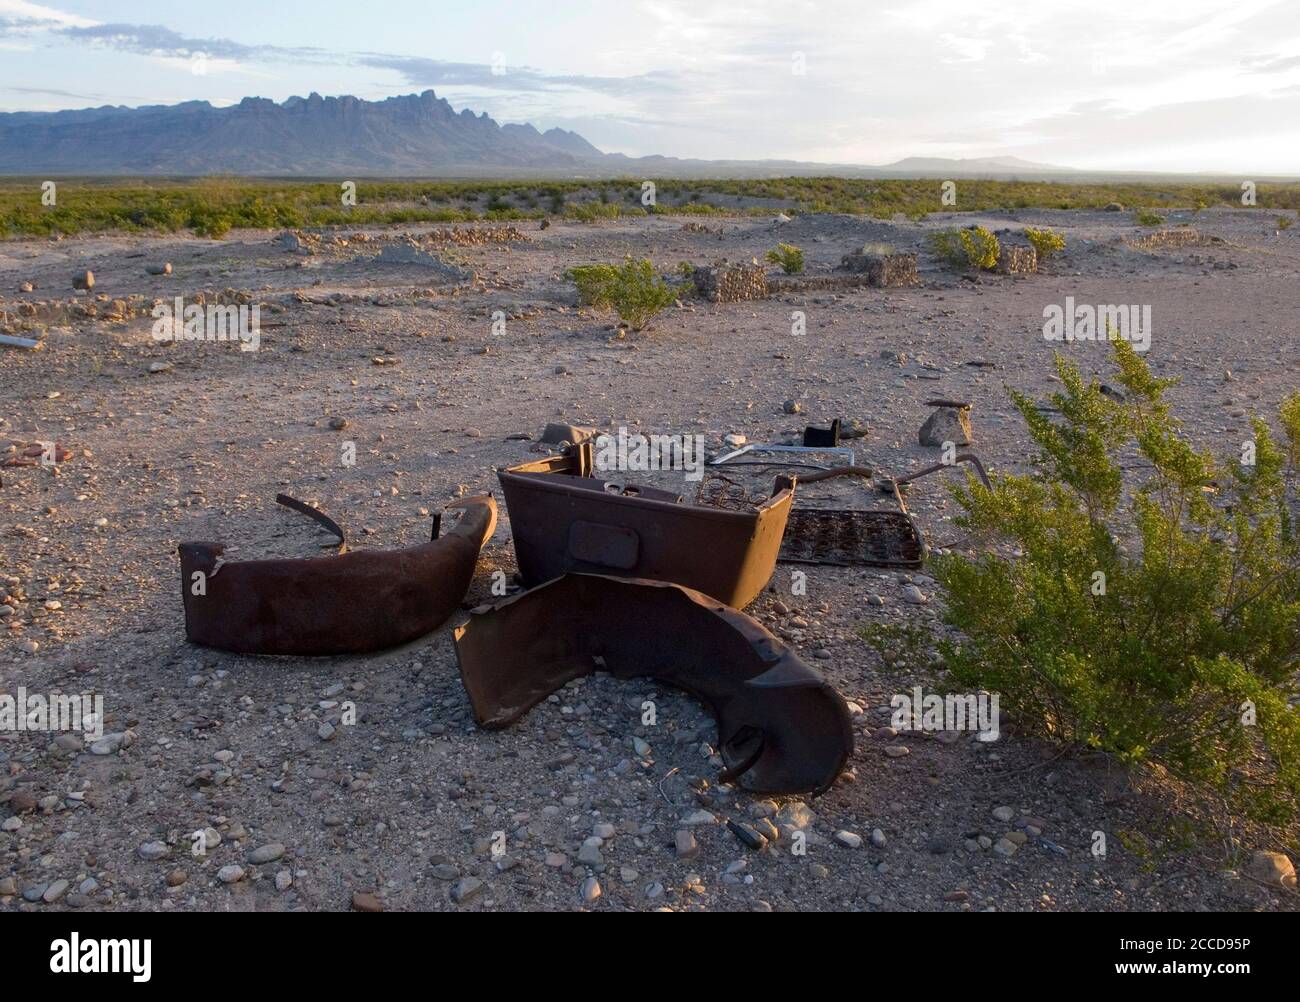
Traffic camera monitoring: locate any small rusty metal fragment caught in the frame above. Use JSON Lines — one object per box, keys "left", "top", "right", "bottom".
{"left": 179, "top": 495, "right": 496, "bottom": 655}
{"left": 499, "top": 443, "right": 792, "bottom": 608}
{"left": 454, "top": 574, "right": 853, "bottom": 796}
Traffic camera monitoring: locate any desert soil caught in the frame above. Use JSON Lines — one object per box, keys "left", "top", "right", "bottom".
{"left": 1, "top": 206, "right": 1298, "bottom": 911}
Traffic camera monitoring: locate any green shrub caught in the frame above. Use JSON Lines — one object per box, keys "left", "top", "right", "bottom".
{"left": 928, "top": 226, "right": 1000, "bottom": 270}
{"left": 1281, "top": 393, "right": 1300, "bottom": 470}
{"left": 765, "top": 242, "right": 805, "bottom": 274}
{"left": 1134, "top": 208, "right": 1165, "bottom": 226}
{"left": 932, "top": 341, "right": 1300, "bottom": 821}
{"left": 1024, "top": 226, "right": 1066, "bottom": 260}
{"left": 568, "top": 259, "right": 676, "bottom": 330}
{"left": 1279, "top": 216, "right": 1294, "bottom": 231}
{"left": 567, "top": 264, "right": 620, "bottom": 308}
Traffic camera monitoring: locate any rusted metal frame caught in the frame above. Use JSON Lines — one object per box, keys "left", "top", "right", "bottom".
{"left": 454, "top": 574, "right": 853, "bottom": 796}
{"left": 499, "top": 443, "right": 793, "bottom": 609}
{"left": 178, "top": 495, "right": 497, "bottom": 656}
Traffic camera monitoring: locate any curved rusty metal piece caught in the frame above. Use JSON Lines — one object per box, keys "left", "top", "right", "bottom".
{"left": 454, "top": 574, "right": 853, "bottom": 796}
{"left": 179, "top": 495, "right": 497, "bottom": 656}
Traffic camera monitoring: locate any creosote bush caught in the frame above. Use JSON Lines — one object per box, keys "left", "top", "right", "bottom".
{"left": 1134, "top": 208, "right": 1165, "bottom": 226}
{"left": 932, "top": 341, "right": 1300, "bottom": 821}
{"left": 928, "top": 226, "right": 1000, "bottom": 270}
{"left": 567, "top": 259, "right": 675, "bottom": 330}
{"left": 765, "top": 242, "right": 805, "bottom": 274}
{"left": 1024, "top": 226, "right": 1066, "bottom": 261}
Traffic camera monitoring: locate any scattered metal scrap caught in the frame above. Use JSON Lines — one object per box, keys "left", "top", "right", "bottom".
{"left": 454, "top": 574, "right": 853, "bottom": 796}
{"left": 499, "top": 442, "right": 792, "bottom": 608}
{"left": 178, "top": 493, "right": 497, "bottom": 656}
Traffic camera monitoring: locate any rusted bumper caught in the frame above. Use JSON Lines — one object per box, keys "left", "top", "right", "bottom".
{"left": 179, "top": 495, "right": 497, "bottom": 656}
{"left": 454, "top": 574, "right": 853, "bottom": 795}
{"left": 499, "top": 444, "right": 792, "bottom": 609}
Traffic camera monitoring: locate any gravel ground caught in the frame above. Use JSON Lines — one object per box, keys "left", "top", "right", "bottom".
{"left": 2, "top": 206, "right": 1298, "bottom": 911}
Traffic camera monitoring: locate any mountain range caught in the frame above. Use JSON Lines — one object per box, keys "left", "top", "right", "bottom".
{"left": 0, "top": 90, "right": 1239, "bottom": 179}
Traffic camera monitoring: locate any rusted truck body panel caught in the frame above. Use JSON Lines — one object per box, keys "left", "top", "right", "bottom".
{"left": 178, "top": 495, "right": 497, "bottom": 656}
{"left": 498, "top": 444, "right": 792, "bottom": 609}
{"left": 454, "top": 574, "right": 853, "bottom": 796}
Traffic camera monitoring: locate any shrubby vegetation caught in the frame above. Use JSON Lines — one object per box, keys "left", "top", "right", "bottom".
{"left": 765, "top": 242, "right": 805, "bottom": 274}
{"left": 5, "top": 176, "right": 1299, "bottom": 238}
{"left": 567, "top": 258, "right": 676, "bottom": 330}
{"left": 928, "top": 226, "right": 1000, "bottom": 270}
{"left": 1024, "top": 226, "right": 1066, "bottom": 260}
{"left": 932, "top": 342, "right": 1300, "bottom": 821}
{"left": 1134, "top": 208, "right": 1166, "bottom": 226}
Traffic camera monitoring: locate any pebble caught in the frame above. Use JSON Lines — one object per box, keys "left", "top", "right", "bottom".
{"left": 581, "top": 876, "right": 602, "bottom": 903}
{"left": 1248, "top": 850, "right": 1296, "bottom": 887}
{"left": 318, "top": 722, "right": 336, "bottom": 741}
{"left": 351, "top": 891, "right": 383, "bottom": 912}
{"left": 884, "top": 745, "right": 910, "bottom": 758}
{"left": 217, "top": 864, "right": 245, "bottom": 883}
{"left": 991, "top": 806, "right": 1016, "bottom": 823}
{"left": 675, "top": 830, "right": 699, "bottom": 859}
{"left": 42, "top": 879, "right": 70, "bottom": 903}
{"left": 248, "top": 843, "right": 285, "bottom": 864}
{"left": 834, "top": 830, "right": 862, "bottom": 849}
{"left": 993, "top": 838, "right": 1018, "bottom": 858}
{"left": 451, "top": 877, "right": 484, "bottom": 904}
{"left": 275, "top": 870, "right": 293, "bottom": 891}
{"left": 902, "top": 584, "right": 929, "bottom": 604}
{"left": 138, "top": 840, "right": 169, "bottom": 861}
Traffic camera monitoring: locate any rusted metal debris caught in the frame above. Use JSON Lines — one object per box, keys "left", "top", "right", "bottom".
{"left": 454, "top": 574, "right": 853, "bottom": 796}
{"left": 178, "top": 494, "right": 496, "bottom": 656}
{"left": 498, "top": 442, "right": 792, "bottom": 609}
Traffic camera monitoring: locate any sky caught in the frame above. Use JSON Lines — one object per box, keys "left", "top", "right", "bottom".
{"left": 0, "top": 0, "right": 1297, "bottom": 173}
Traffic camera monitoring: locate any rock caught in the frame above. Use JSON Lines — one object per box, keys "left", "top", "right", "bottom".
{"left": 88, "top": 732, "right": 126, "bottom": 755}
{"left": 775, "top": 802, "right": 815, "bottom": 829}
{"left": 991, "top": 805, "right": 1016, "bottom": 823}
{"left": 901, "top": 584, "right": 928, "bottom": 605}
{"left": 581, "top": 876, "right": 602, "bottom": 903}
{"left": 871, "top": 828, "right": 887, "bottom": 848}
{"left": 22, "top": 882, "right": 48, "bottom": 903}
{"left": 146, "top": 262, "right": 173, "bottom": 276}
{"left": 318, "top": 722, "right": 336, "bottom": 741}
{"left": 592, "top": 822, "right": 616, "bottom": 839}
{"left": 248, "top": 843, "right": 285, "bottom": 864}
{"left": 10, "top": 789, "right": 38, "bottom": 814}
{"left": 834, "top": 830, "right": 863, "bottom": 849}
{"left": 0, "top": 876, "right": 16, "bottom": 896}
{"left": 148, "top": 362, "right": 172, "bottom": 374}
{"left": 631, "top": 736, "right": 651, "bottom": 757}
{"left": 675, "top": 830, "right": 700, "bottom": 859}
{"left": 351, "top": 891, "right": 383, "bottom": 912}
{"left": 217, "top": 864, "right": 245, "bottom": 883}
{"left": 138, "top": 840, "right": 169, "bottom": 861}
{"left": 329, "top": 417, "right": 349, "bottom": 430}
{"left": 275, "top": 870, "right": 293, "bottom": 891}
{"left": 884, "top": 745, "right": 910, "bottom": 758}
{"left": 918, "top": 405, "right": 972, "bottom": 447}
{"left": 993, "top": 838, "right": 1018, "bottom": 858}
{"left": 166, "top": 869, "right": 187, "bottom": 887}
{"left": 72, "top": 270, "right": 94, "bottom": 291}
{"left": 451, "top": 877, "right": 484, "bottom": 904}
{"left": 19, "top": 281, "right": 33, "bottom": 293}
{"left": 727, "top": 820, "right": 768, "bottom": 851}
{"left": 540, "top": 422, "right": 595, "bottom": 446}
{"left": 1104, "top": 202, "right": 1125, "bottom": 212}
{"left": 577, "top": 839, "right": 604, "bottom": 866}
{"left": 1248, "top": 850, "right": 1296, "bottom": 888}
{"left": 431, "top": 863, "right": 459, "bottom": 880}
{"left": 645, "top": 881, "right": 665, "bottom": 900}
{"left": 42, "top": 879, "right": 70, "bottom": 903}
{"left": 679, "top": 809, "right": 717, "bottom": 826}
{"left": 783, "top": 398, "right": 804, "bottom": 415}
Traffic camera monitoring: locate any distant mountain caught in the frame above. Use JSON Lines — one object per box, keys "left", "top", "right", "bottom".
{"left": 878, "top": 155, "right": 1072, "bottom": 174}
{"left": 0, "top": 91, "right": 613, "bottom": 175}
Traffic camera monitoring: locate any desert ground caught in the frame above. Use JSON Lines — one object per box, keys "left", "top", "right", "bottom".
{"left": 1, "top": 205, "right": 1298, "bottom": 911}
